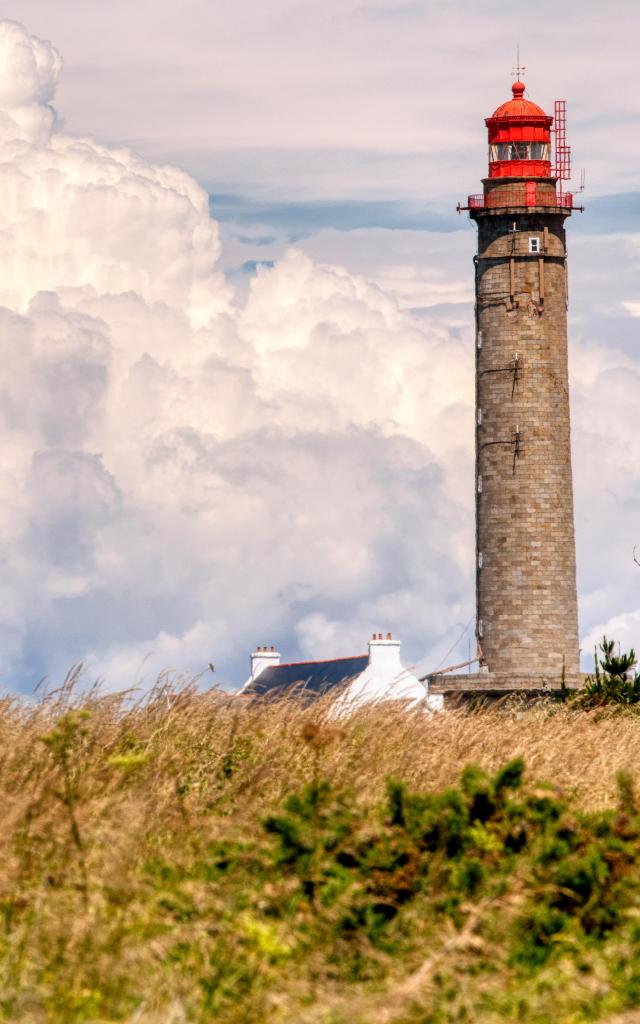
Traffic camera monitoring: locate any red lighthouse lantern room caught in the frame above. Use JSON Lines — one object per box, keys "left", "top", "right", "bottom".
{"left": 487, "top": 80, "right": 552, "bottom": 178}
{"left": 459, "top": 78, "right": 580, "bottom": 213}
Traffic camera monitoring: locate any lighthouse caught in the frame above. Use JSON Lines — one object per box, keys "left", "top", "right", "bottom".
{"left": 454, "top": 77, "right": 581, "bottom": 691}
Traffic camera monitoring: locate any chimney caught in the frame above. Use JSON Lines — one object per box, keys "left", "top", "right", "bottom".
{"left": 368, "top": 632, "right": 402, "bottom": 676}
{"left": 250, "top": 644, "right": 281, "bottom": 681}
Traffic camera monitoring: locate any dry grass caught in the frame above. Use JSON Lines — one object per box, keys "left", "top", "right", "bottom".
{"left": 0, "top": 676, "right": 639, "bottom": 1022}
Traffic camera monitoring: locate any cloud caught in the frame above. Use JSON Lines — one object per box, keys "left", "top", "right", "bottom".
{"left": 0, "top": 20, "right": 61, "bottom": 146}
{"left": 0, "top": 136, "right": 229, "bottom": 324}
{"left": 0, "top": 20, "right": 478, "bottom": 691}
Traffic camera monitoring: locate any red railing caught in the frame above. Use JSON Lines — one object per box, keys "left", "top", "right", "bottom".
{"left": 461, "top": 187, "right": 574, "bottom": 211}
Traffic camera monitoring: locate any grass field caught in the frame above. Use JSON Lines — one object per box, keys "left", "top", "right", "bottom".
{"left": 3, "top": 677, "right": 640, "bottom": 1022}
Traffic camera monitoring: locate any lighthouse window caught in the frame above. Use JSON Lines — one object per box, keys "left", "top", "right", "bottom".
{"left": 490, "top": 142, "right": 550, "bottom": 162}
{"left": 529, "top": 238, "right": 541, "bottom": 254}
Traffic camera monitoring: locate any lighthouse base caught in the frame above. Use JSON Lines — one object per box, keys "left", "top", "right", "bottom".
{"left": 427, "top": 671, "right": 585, "bottom": 708}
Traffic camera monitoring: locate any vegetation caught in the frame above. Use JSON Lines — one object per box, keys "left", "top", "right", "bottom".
{"left": 2, "top": 676, "right": 640, "bottom": 1021}
{"left": 569, "top": 637, "right": 640, "bottom": 708}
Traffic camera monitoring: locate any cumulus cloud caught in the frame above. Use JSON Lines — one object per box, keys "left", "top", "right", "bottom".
{"left": 0, "top": 20, "right": 61, "bottom": 146}
{"left": 0, "top": 20, "right": 477, "bottom": 691}
{"left": 0, "top": 18, "right": 637, "bottom": 693}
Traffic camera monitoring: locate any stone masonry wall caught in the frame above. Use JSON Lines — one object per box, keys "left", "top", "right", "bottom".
{"left": 471, "top": 204, "right": 580, "bottom": 682}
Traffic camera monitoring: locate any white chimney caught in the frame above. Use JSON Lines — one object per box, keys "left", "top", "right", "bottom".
{"left": 367, "top": 632, "right": 403, "bottom": 675}
{"left": 250, "top": 645, "right": 281, "bottom": 681}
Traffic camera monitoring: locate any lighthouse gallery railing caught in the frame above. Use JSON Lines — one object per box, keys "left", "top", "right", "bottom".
{"left": 461, "top": 187, "right": 575, "bottom": 211}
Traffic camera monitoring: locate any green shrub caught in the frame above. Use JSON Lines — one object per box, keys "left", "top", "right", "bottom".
{"left": 262, "top": 757, "right": 640, "bottom": 980}
{"left": 571, "top": 636, "right": 640, "bottom": 707}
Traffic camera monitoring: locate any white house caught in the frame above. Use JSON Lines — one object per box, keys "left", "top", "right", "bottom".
{"left": 240, "top": 633, "right": 443, "bottom": 711}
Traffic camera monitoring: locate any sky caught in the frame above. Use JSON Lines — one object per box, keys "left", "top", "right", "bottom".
{"left": 0, "top": 3, "right": 638, "bottom": 693}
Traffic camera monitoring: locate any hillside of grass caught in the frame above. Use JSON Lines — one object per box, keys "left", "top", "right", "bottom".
{"left": 3, "top": 680, "right": 640, "bottom": 1023}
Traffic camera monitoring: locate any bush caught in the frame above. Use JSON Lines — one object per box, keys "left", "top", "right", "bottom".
{"left": 264, "top": 757, "right": 640, "bottom": 973}
{"left": 571, "top": 637, "right": 640, "bottom": 708}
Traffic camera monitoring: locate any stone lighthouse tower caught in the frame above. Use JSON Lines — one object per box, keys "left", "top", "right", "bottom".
{"left": 460, "top": 77, "right": 581, "bottom": 688}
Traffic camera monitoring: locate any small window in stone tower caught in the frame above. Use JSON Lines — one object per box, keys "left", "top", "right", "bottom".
{"left": 529, "top": 237, "right": 541, "bottom": 254}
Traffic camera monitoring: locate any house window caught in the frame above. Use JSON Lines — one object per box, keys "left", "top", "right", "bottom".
{"left": 529, "top": 237, "right": 541, "bottom": 254}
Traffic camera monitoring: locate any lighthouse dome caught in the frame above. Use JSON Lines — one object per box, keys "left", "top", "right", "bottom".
{"left": 490, "top": 80, "right": 549, "bottom": 121}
